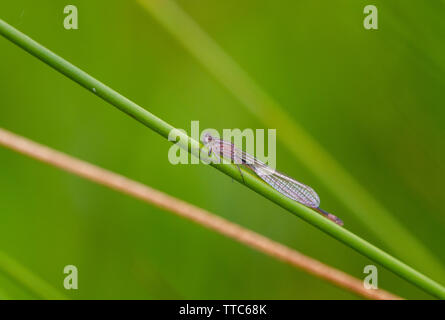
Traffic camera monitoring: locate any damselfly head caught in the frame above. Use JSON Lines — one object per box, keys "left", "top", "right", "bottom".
{"left": 202, "top": 132, "right": 214, "bottom": 145}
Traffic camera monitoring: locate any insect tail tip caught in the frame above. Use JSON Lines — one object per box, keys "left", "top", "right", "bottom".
{"left": 328, "top": 214, "right": 344, "bottom": 226}
{"left": 316, "top": 207, "right": 344, "bottom": 226}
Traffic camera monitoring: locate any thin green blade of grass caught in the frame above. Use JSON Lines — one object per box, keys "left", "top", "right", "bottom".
{"left": 137, "top": 0, "right": 445, "bottom": 281}
{"left": 0, "top": 251, "right": 67, "bottom": 300}
{"left": 0, "top": 18, "right": 444, "bottom": 299}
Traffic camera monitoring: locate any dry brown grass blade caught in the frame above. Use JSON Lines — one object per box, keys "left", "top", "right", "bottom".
{"left": 0, "top": 127, "right": 401, "bottom": 300}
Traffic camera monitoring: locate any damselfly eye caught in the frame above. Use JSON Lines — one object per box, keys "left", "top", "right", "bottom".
{"left": 202, "top": 132, "right": 213, "bottom": 144}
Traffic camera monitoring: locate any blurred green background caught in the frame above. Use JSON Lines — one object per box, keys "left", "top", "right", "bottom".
{"left": 0, "top": 0, "right": 444, "bottom": 299}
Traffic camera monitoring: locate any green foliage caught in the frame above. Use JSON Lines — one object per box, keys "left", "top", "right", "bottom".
{"left": 0, "top": 1, "right": 444, "bottom": 299}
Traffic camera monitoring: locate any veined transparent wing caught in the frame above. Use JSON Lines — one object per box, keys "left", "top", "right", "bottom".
{"left": 249, "top": 164, "right": 320, "bottom": 208}
{"left": 211, "top": 137, "right": 320, "bottom": 207}
{"left": 206, "top": 135, "right": 343, "bottom": 225}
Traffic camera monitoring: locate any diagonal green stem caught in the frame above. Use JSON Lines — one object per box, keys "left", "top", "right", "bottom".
{"left": 137, "top": 0, "right": 445, "bottom": 282}
{"left": 0, "top": 18, "right": 444, "bottom": 299}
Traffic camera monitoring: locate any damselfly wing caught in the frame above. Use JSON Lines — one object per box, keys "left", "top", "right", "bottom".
{"left": 202, "top": 133, "right": 344, "bottom": 226}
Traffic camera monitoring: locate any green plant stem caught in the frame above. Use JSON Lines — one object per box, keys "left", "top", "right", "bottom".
{"left": 0, "top": 18, "right": 444, "bottom": 299}
{"left": 137, "top": 0, "right": 445, "bottom": 282}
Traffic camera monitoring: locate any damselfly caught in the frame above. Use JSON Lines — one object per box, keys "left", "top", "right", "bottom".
{"left": 202, "top": 133, "right": 344, "bottom": 226}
